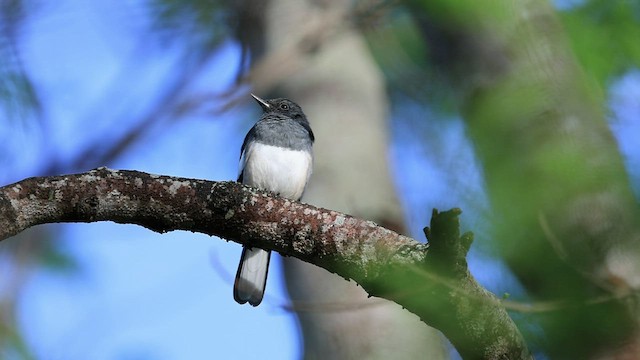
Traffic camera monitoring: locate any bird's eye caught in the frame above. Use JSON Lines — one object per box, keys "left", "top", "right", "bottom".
{"left": 279, "top": 103, "right": 289, "bottom": 110}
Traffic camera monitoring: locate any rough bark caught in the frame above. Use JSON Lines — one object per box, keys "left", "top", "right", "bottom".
{"left": 0, "top": 167, "right": 531, "bottom": 359}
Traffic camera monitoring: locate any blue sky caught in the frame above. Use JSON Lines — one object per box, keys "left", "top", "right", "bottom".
{"left": 6, "top": 2, "right": 301, "bottom": 359}
{"left": 1, "top": 1, "right": 639, "bottom": 359}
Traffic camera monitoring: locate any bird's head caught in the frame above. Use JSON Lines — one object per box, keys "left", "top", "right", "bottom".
{"left": 251, "top": 94, "right": 306, "bottom": 122}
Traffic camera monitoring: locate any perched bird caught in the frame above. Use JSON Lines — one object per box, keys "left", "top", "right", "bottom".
{"left": 234, "top": 94, "right": 314, "bottom": 306}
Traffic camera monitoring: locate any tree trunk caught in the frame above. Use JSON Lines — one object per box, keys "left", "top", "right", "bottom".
{"left": 253, "top": 0, "right": 449, "bottom": 358}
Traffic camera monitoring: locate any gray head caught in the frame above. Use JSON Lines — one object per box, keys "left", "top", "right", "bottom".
{"left": 251, "top": 94, "right": 309, "bottom": 124}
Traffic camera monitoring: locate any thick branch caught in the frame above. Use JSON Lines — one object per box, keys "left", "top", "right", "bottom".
{"left": 0, "top": 168, "right": 529, "bottom": 359}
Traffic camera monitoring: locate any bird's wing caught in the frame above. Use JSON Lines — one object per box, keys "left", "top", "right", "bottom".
{"left": 238, "top": 126, "right": 258, "bottom": 182}
{"left": 300, "top": 121, "right": 315, "bottom": 142}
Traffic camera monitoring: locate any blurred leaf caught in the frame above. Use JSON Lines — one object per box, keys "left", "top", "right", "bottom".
{"left": 0, "top": 62, "right": 41, "bottom": 123}
{"left": 0, "top": 323, "right": 35, "bottom": 360}
{"left": 36, "top": 240, "right": 79, "bottom": 273}
{"left": 365, "top": 7, "right": 460, "bottom": 113}
{"left": 0, "top": 0, "right": 42, "bottom": 125}
{"left": 560, "top": 0, "right": 640, "bottom": 85}
{"left": 145, "top": 0, "right": 229, "bottom": 48}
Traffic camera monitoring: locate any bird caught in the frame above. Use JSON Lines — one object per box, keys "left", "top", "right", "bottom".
{"left": 233, "top": 94, "right": 314, "bottom": 306}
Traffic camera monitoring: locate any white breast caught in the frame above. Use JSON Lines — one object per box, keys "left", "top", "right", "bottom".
{"left": 240, "top": 143, "right": 312, "bottom": 200}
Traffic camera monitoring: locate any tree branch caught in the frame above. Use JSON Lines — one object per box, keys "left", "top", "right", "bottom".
{"left": 0, "top": 168, "right": 530, "bottom": 359}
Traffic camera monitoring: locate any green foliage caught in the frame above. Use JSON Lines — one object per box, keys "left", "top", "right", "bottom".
{"left": 369, "top": 0, "right": 640, "bottom": 117}
{"left": 365, "top": 8, "right": 460, "bottom": 113}
{"left": 560, "top": 0, "right": 640, "bottom": 86}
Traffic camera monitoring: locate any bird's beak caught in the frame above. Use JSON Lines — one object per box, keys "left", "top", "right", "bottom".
{"left": 251, "top": 94, "right": 270, "bottom": 111}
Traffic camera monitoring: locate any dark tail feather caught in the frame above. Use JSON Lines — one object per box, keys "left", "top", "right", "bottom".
{"left": 233, "top": 247, "right": 271, "bottom": 306}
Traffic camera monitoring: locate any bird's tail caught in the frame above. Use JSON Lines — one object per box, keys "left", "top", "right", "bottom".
{"left": 233, "top": 247, "right": 271, "bottom": 306}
